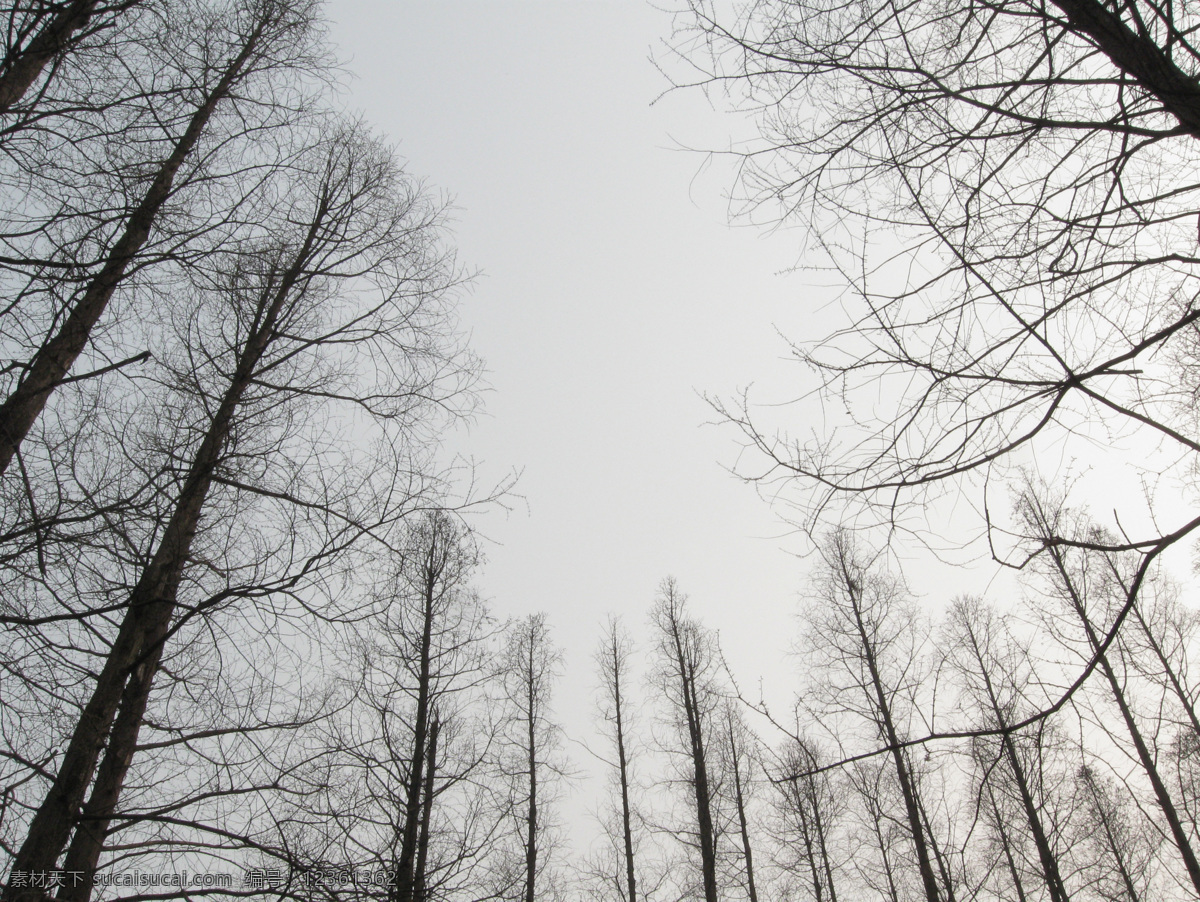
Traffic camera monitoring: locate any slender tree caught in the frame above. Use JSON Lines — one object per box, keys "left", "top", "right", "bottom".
{"left": 384, "top": 512, "right": 485, "bottom": 902}
{"left": 944, "top": 596, "right": 1072, "bottom": 902}
{"left": 595, "top": 616, "right": 641, "bottom": 902}
{"left": 773, "top": 737, "right": 841, "bottom": 902}
{"left": 1022, "top": 493, "right": 1200, "bottom": 896}
{"left": 498, "top": 614, "right": 564, "bottom": 902}
{"left": 651, "top": 578, "right": 721, "bottom": 902}
{"left": 803, "top": 532, "right": 951, "bottom": 902}
{"left": 722, "top": 703, "right": 760, "bottom": 902}
{"left": 413, "top": 712, "right": 440, "bottom": 902}
{"left": 849, "top": 760, "right": 905, "bottom": 902}
{"left": 384, "top": 513, "right": 477, "bottom": 902}
{"left": 1074, "top": 765, "right": 1154, "bottom": 902}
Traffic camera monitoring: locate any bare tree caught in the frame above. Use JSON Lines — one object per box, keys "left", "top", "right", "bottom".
{"left": 721, "top": 702, "right": 760, "bottom": 902}
{"left": 1072, "top": 765, "right": 1156, "bottom": 902}
{"left": 0, "top": 0, "right": 322, "bottom": 479}
{"left": 668, "top": 9, "right": 1200, "bottom": 885}
{"left": 386, "top": 513, "right": 481, "bottom": 902}
{"left": 322, "top": 511, "right": 496, "bottom": 902}
{"left": 801, "top": 532, "right": 954, "bottom": 902}
{"left": 498, "top": 613, "right": 565, "bottom": 902}
{"left": 1021, "top": 492, "right": 1200, "bottom": 896}
{"left": 944, "top": 596, "right": 1073, "bottom": 902}
{"left": 594, "top": 616, "right": 642, "bottom": 902}
{"left": 847, "top": 759, "right": 906, "bottom": 902}
{"left": 669, "top": 0, "right": 1200, "bottom": 601}
{"left": 771, "top": 737, "right": 841, "bottom": 902}
{"left": 1110, "top": 572, "right": 1200, "bottom": 821}
{"left": 0, "top": 0, "right": 141, "bottom": 115}
{"left": 650, "top": 578, "right": 722, "bottom": 902}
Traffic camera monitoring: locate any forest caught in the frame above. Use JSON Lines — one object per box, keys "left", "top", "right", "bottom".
{"left": 2, "top": 1, "right": 1200, "bottom": 901}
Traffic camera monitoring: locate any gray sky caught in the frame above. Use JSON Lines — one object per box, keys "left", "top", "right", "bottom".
{"left": 326, "top": 0, "right": 819, "bottom": 705}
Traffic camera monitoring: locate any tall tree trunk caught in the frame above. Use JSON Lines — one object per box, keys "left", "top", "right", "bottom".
{"left": 524, "top": 635, "right": 538, "bottom": 902}
{"left": 654, "top": 585, "right": 719, "bottom": 902}
{"left": 58, "top": 622, "right": 167, "bottom": 902}
{"left": 727, "top": 719, "right": 758, "bottom": 902}
{"left": 600, "top": 621, "right": 638, "bottom": 902}
{"left": 811, "top": 776, "right": 838, "bottom": 902}
{"left": 985, "top": 782, "right": 1031, "bottom": 902}
{"left": 413, "top": 714, "right": 439, "bottom": 902}
{"left": 501, "top": 615, "right": 559, "bottom": 902}
{"left": 675, "top": 635, "right": 717, "bottom": 902}
{"left": 613, "top": 646, "right": 637, "bottom": 902}
{"left": 786, "top": 744, "right": 840, "bottom": 902}
{"left": 1078, "top": 767, "right": 1143, "bottom": 902}
{"left": 394, "top": 557, "right": 438, "bottom": 902}
{"left": 0, "top": 10, "right": 267, "bottom": 478}
{"left": 1045, "top": 542, "right": 1200, "bottom": 896}
{"left": 5, "top": 444, "right": 215, "bottom": 901}
{"left": 2, "top": 213, "right": 316, "bottom": 902}
{"left": 914, "top": 790, "right": 957, "bottom": 902}
{"left": 861, "top": 772, "right": 902, "bottom": 902}
{"left": 0, "top": 0, "right": 114, "bottom": 114}
{"left": 841, "top": 563, "right": 944, "bottom": 902}
{"left": 787, "top": 775, "right": 825, "bottom": 902}
{"left": 959, "top": 615, "right": 1071, "bottom": 902}
{"left": 1126, "top": 595, "right": 1200, "bottom": 742}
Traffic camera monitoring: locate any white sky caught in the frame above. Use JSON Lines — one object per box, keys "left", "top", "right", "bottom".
{"left": 326, "top": 0, "right": 822, "bottom": 697}
{"left": 323, "top": 0, "right": 1016, "bottom": 847}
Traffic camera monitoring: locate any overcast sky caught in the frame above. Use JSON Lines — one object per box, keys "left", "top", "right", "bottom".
{"left": 326, "top": 0, "right": 827, "bottom": 699}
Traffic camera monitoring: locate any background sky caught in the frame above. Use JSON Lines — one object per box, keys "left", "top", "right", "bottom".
{"left": 322, "top": 0, "right": 1001, "bottom": 847}
{"left": 326, "top": 0, "right": 821, "bottom": 698}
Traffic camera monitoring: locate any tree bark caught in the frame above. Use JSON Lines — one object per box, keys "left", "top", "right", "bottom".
{"left": 1, "top": 205, "right": 318, "bottom": 902}
{"left": 0, "top": 0, "right": 111, "bottom": 114}
{"left": 413, "top": 714, "right": 438, "bottom": 902}
{"left": 1049, "top": 0, "right": 1200, "bottom": 139}
{"left": 57, "top": 624, "right": 167, "bottom": 902}
{"left": 0, "top": 10, "right": 267, "bottom": 478}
